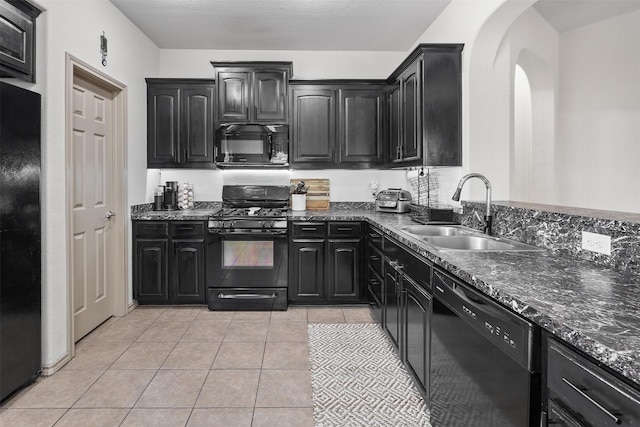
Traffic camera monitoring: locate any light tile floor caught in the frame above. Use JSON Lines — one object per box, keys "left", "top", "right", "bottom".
{"left": 0, "top": 306, "right": 373, "bottom": 427}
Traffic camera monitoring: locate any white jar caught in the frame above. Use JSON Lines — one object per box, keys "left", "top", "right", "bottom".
{"left": 291, "top": 194, "right": 307, "bottom": 211}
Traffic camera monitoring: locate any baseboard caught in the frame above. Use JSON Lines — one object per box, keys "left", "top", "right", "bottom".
{"left": 40, "top": 353, "right": 71, "bottom": 377}
{"left": 127, "top": 300, "right": 138, "bottom": 314}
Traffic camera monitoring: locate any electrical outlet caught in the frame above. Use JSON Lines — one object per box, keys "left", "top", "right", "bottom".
{"left": 581, "top": 231, "right": 611, "bottom": 255}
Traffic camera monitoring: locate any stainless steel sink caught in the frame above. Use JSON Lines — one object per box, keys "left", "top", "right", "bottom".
{"left": 400, "top": 225, "right": 471, "bottom": 237}
{"left": 423, "top": 235, "right": 544, "bottom": 252}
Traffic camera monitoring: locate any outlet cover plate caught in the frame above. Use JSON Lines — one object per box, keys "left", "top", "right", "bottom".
{"left": 581, "top": 231, "right": 611, "bottom": 255}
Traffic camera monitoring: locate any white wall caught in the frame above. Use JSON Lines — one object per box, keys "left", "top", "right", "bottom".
{"left": 504, "top": 7, "right": 560, "bottom": 204}
{"left": 556, "top": 10, "right": 640, "bottom": 212}
{"left": 159, "top": 49, "right": 406, "bottom": 80}
{"left": 27, "top": 0, "right": 159, "bottom": 368}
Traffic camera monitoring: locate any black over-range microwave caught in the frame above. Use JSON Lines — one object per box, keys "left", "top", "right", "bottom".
{"left": 214, "top": 124, "right": 289, "bottom": 168}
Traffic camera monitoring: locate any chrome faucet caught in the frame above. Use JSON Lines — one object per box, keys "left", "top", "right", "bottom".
{"left": 452, "top": 173, "right": 493, "bottom": 235}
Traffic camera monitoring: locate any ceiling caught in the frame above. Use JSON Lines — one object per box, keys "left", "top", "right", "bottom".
{"left": 108, "top": 0, "right": 451, "bottom": 51}
{"left": 109, "top": 0, "right": 640, "bottom": 51}
{"left": 533, "top": 0, "right": 640, "bottom": 33}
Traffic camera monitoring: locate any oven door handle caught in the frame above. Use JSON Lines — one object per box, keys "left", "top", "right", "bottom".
{"left": 210, "top": 230, "right": 287, "bottom": 237}
{"left": 217, "top": 292, "right": 277, "bottom": 300}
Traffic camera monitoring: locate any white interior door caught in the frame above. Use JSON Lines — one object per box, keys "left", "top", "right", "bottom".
{"left": 71, "top": 74, "right": 115, "bottom": 342}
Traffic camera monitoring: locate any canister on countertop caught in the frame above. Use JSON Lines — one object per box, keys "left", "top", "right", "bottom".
{"left": 154, "top": 186, "right": 164, "bottom": 211}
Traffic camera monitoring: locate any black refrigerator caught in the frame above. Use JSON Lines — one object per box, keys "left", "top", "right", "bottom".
{"left": 0, "top": 81, "right": 41, "bottom": 401}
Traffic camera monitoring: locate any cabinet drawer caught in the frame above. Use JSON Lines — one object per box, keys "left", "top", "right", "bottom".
{"left": 367, "top": 226, "right": 384, "bottom": 250}
{"left": 169, "top": 221, "right": 205, "bottom": 237}
{"left": 292, "top": 222, "right": 326, "bottom": 238}
{"left": 328, "top": 222, "right": 361, "bottom": 238}
{"left": 134, "top": 221, "right": 169, "bottom": 238}
{"left": 367, "top": 265, "right": 383, "bottom": 304}
{"left": 368, "top": 243, "right": 384, "bottom": 277}
{"left": 547, "top": 338, "right": 640, "bottom": 426}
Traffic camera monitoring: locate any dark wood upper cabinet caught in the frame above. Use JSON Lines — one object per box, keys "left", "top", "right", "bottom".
{"left": 148, "top": 85, "right": 180, "bottom": 165}
{"left": 254, "top": 71, "right": 288, "bottom": 121}
{"left": 182, "top": 86, "right": 215, "bottom": 164}
{"left": 339, "top": 88, "right": 384, "bottom": 164}
{"left": 387, "top": 44, "right": 463, "bottom": 167}
{"left": 290, "top": 81, "right": 386, "bottom": 169}
{"left": 388, "top": 82, "right": 401, "bottom": 163}
{"left": 290, "top": 86, "right": 336, "bottom": 164}
{"left": 212, "top": 62, "right": 292, "bottom": 124}
{"left": 0, "top": 0, "right": 41, "bottom": 83}
{"left": 399, "top": 60, "right": 422, "bottom": 163}
{"left": 146, "top": 79, "right": 215, "bottom": 169}
{"left": 216, "top": 72, "right": 250, "bottom": 122}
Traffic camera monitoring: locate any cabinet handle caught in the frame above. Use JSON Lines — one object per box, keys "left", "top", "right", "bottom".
{"left": 369, "top": 232, "right": 381, "bottom": 239}
{"left": 561, "top": 378, "right": 622, "bottom": 425}
{"left": 337, "top": 227, "right": 353, "bottom": 232}
{"left": 369, "top": 255, "right": 380, "bottom": 261}
{"left": 370, "top": 279, "right": 380, "bottom": 286}
{"left": 178, "top": 226, "right": 195, "bottom": 231}
{"left": 302, "top": 227, "right": 317, "bottom": 231}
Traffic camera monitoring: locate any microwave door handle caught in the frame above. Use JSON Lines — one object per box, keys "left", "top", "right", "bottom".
{"left": 267, "top": 133, "right": 273, "bottom": 160}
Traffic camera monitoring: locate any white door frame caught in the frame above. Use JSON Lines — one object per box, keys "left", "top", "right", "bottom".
{"left": 64, "top": 53, "right": 129, "bottom": 361}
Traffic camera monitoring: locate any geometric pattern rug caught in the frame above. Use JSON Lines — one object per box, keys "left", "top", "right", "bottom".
{"left": 308, "top": 324, "right": 431, "bottom": 427}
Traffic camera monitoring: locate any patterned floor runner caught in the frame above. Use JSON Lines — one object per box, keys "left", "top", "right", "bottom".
{"left": 308, "top": 324, "right": 430, "bottom": 427}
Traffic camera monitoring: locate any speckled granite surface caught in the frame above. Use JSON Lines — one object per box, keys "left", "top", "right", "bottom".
{"left": 462, "top": 201, "right": 640, "bottom": 273}
{"left": 131, "top": 206, "right": 640, "bottom": 387}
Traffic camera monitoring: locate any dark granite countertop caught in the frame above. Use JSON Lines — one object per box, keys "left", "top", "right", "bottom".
{"left": 131, "top": 207, "right": 640, "bottom": 387}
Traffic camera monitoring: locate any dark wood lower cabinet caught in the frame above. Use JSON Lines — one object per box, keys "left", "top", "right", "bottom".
{"left": 404, "top": 276, "right": 431, "bottom": 396}
{"left": 288, "top": 221, "right": 363, "bottom": 304}
{"left": 171, "top": 239, "right": 206, "bottom": 304}
{"left": 384, "top": 262, "right": 402, "bottom": 349}
{"left": 133, "top": 221, "right": 206, "bottom": 305}
{"left": 134, "top": 238, "right": 169, "bottom": 304}
{"left": 289, "top": 240, "right": 325, "bottom": 301}
{"left": 377, "top": 234, "right": 432, "bottom": 400}
{"left": 327, "top": 239, "right": 360, "bottom": 301}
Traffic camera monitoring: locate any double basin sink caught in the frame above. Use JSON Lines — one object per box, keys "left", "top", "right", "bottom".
{"left": 399, "top": 224, "right": 544, "bottom": 252}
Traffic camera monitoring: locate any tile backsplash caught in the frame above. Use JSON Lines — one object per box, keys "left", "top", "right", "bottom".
{"left": 460, "top": 201, "right": 640, "bottom": 273}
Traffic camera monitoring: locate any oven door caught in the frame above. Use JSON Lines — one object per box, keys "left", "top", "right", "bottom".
{"left": 207, "top": 229, "right": 288, "bottom": 289}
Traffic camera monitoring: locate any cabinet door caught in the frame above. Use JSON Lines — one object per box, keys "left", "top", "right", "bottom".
{"left": 181, "top": 86, "right": 214, "bottom": 164}
{"left": 327, "top": 239, "right": 361, "bottom": 301}
{"left": 423, "top": 52, "right": 462, "bottom": 166}
{"left": 291, "top": 87, "right": 336, "bottom": 164}
{"left": 339, "top": 89, "right": 384, "bottom": 164}
{"left": 384, "top": 264, "right": 401, "bottom": 350}
{"left": 254, "top": 71, "right": 287, "bottom": 122}
{"left": 404, "top": 278, "right": 431, "bottom": 397}
{"left": 147, "top": 86, "right": 179, "bottom": 166}
{"left": 289, "top": 240, "right": 325, "bottom": 301}
{"left": 388, "top": 82, "right": 402, "bottom": 164}
{"left": 171, "top": 239, "right": 206, "bottom": 304}
{"left": 134, "top": 238, "right": 169, "bottom": 304}
{"left": 217, "top": 72, "right": 250, "bottom": 122}
{"left": 0, "top": 1, "right": 37, "bottom": 82}
{"left": 400, "top": 60, "right": 422, "bottom": 162}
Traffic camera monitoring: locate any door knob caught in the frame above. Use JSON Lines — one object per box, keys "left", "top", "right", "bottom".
{"left": 105, "top": 210, "right": 116, "bottom": 219}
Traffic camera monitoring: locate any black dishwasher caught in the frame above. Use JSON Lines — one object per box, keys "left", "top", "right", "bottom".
{"left": 431, "top": 268, "right": 541, "bottom": 427}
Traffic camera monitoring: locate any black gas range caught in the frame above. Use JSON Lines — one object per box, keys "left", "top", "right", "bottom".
{"left": 206, "top": 185, "right": 290, "bottom": 311}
